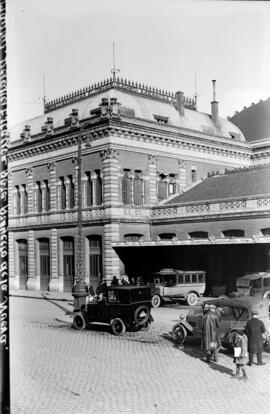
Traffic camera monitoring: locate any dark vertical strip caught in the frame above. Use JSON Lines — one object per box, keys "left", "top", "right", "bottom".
{"left": 0, "top": 0, "right": 10, "bottom": 412}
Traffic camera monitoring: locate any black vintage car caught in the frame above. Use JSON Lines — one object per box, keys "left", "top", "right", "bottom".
{"left": 73, "top": 286, "right": 154, "bottom": 335}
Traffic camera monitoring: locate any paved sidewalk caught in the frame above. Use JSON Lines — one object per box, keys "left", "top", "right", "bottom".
{"left": 9, "top": 289, "right": 73, "bottom": 302}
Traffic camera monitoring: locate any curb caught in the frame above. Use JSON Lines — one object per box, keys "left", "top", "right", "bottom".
{"left": 10, "top": 293, "right": 73, "bottom": 302}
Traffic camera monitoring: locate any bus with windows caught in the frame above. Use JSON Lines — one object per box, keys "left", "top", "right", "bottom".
{"left": 143, "top": 268, "right": 206, "bottom": 307}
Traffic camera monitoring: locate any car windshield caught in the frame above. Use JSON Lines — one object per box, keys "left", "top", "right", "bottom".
{"left": 236, "top": 278, "right": 250, "bottom": 287}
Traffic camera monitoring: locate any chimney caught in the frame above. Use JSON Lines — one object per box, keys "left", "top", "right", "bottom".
{"left": 175, "top": 91, "right": 185, "bottom": 117}
{"left": 211, "top": 80, "right": 219, "bottom": 126}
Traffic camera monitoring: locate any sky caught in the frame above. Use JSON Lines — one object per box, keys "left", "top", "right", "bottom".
{"left": 7, "top": 0, "right": 270, "bottom": 128}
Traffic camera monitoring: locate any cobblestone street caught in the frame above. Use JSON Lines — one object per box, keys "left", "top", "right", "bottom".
{"left": 10, "top": 296, "right": 270, "bottom": 414}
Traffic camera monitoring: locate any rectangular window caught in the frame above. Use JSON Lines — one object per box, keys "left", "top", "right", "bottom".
{"left": 192, "top": 274, "right": 197, "bottom": 283}
{"left": 185, "top": 274, "right": 191, "bottom": 283}
{"left": 191, "top": 168, "right": 197, "bottom": 183}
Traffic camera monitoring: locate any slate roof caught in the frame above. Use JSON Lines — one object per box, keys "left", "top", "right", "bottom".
{"left": 166, "top": 164, "right": 270, "bottom": 204}
{"left": 9, "top": 78, "right": 245, "bottom": 143}
{"left": 229, "top": 98, "right": 270, "bottom": 141}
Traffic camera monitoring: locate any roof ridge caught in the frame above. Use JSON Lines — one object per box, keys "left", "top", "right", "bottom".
{"left": 44, "top": 77, "right": 197, "bottom": 113}
{"left": 224, "top": 163, "right": 270, "bottom": 175}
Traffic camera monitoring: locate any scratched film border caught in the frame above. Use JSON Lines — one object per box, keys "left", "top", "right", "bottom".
{"left": 0, "top": 0, "right": 10, "bottom": 413}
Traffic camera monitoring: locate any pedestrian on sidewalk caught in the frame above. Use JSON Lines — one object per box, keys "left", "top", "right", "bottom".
{"left": 202, "top": 304, "right": 221, "bottom": 363}
{"left": 245, "top": 310, "right": 266, "bottom": 366}
{"left": 231, "top": 330, "right": 248, "bottom": 381}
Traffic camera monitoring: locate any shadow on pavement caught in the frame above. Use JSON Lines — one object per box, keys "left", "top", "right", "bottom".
{"left": 41, "top": 293, "right": 74, "bottom": 315}
{"left": 161, "top": 332, "right": 234, "bottom": 376}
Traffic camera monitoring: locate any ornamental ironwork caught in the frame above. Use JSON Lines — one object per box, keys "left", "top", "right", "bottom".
{"left": 44, "top": 77, "right": 197, "bottom": 113}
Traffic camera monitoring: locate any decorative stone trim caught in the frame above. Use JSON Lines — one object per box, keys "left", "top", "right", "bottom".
{"left": 100, "top": 148, "right": 119, "bottom": 161}
{"left": 185, "top": 204, "right": 210, "bottom": 214}
{"left": 219, "top": 200, "right": 247, "bottom": 210}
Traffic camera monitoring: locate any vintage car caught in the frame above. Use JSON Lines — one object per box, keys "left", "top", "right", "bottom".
{"left": 172, "top": 296, "right": 270, "bottom": 346}
{"left": 236, "top": 272, "right": 270, "bottom": 299}
{"left": 73, "top": 286, "right": 154, "bottom": 335}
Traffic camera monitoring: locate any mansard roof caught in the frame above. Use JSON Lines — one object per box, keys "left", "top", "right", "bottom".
{"left": 229, "top": 98, "right": 270, "bottom": 142}
{"left": 10, "top": 77, "right": 245, "bottom": 143}
{"left": 166, "top": 164, "right": 270, "bottom": 204}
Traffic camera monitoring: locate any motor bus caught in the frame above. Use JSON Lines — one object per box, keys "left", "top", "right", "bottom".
{"left": 143, "top": 268, "right": 206, "bottom": 307}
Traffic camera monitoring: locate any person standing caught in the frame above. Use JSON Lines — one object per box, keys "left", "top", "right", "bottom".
{"left": 202, "top": 304, "right": 221, "bottom": 363}
{"left": 246, "top": 310, "right": 266, "bottom": 366}
{"left": 232, "top": 330, "right": 248, "bottom": 381}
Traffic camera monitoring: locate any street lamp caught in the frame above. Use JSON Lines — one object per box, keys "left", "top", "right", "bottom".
{"left": 71, "top": 113, "right": 89, "bottom": 310}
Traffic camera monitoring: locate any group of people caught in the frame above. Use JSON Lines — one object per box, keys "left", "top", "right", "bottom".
{"left": 88, "top": 275, "right": 141, "bottom": 302}
{"left": 202, "top": 304, "right": 266, "bottom": 381}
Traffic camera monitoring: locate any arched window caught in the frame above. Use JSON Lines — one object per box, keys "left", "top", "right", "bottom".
{"left": 17, "top": 239, "right": 28, "bottom": 277}
{"left": 222, "top": 230, "right": 245, "bottom": 238}
{"left": 44, "top": 180, "right": 50, "bottom": 211}
{"left": 158, "top": 233, "right": 176, "bottom": 240}
{"left": 261, "top": 228, "right": 270, "bottom": 236}
{"left": 39, "top": 238, "right": 50, "bottom": 277}
{"left": 22, "top": 184, "right": 28, "bottom": 214}
{"left": 124, "top": 234, "right": 143, "bottom": 242}
{"left": 60, "top": 177, "right": 66, "bottom": 210}
{"left": 95, "top": 170, "right": 102, "bottom": 205}
{"left": 133, "top": 171, "right": 143, "bottom": 205}
{"left": 62, "top": 237, "right": 74, "bottom": 291}
{"left": 88, "top": 236, "right": 102, "bottom": 286}
{"left": 36, "top": 181, "right": 42, "bottom": 212}
{"left": 122, "top": 170, "right": 131, "bottom": 204}
{"left": 68, "top": 175, "right": 75, "bottom": 209}
{"left": 158, "top": 173, "right": 167, "bottom": 201}
{"left": 86, "top": 172, "right": 93, "bottom": 206}
{"left": 15, "top": 186, "right": 21, "bottom": 215}
{"left": 189, "top": 231, "right": 208, "bottom": 239}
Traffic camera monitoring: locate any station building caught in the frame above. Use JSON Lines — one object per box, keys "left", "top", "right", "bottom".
{"left": 8, "top": 77, "right": 270, "bottom": 293}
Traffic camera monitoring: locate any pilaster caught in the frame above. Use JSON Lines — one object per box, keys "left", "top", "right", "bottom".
{"left": 100, "top": 148, "right": 120, "bottom": 207}
{"left": 25, "top": 166, "right": 33, "bottom": 213}
{"left": 103, "top": 223, "right": 121, "bottom": 281}
{"left": 147, "top": 155, "right": 157, "bottom": 205}
{"left": 178, "top": 159, "right": 187, "bottom": 192}
{"left": 8, "top": 171, "right": 13, "bottom": 218}
{"left": 49, "top": 229, "right": 60, "bottom": 291}
{"left": 27, "top": 230, "right": 36, "bottom": 290}
{"left": 48, "top": 162, "right": 56, "bottom": 210}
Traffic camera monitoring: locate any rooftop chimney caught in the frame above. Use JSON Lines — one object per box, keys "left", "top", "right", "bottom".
{"left": 211, "top": 80, "right": 219, "bottom": 126}
{"left": 175, "top": 91, "right": 185, "bottom": 117}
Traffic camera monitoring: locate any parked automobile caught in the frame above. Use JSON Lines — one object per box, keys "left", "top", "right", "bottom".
{"left": 172, "top": 296, "right": 270, "bottom": 346}
{"left": 143, "top": 268, "right": 206, "bottom": 307}
{"left": 236, "top": 272, "right": 270, "bottom": 299}
{"left": 73, "top": 286, "right": 154, "bottom": 335}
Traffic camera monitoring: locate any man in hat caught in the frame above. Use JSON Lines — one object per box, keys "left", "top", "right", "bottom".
{"left": 245, "top": 310, "right": 266, "bottom": 366}
{"left": 202, "top": 304, "right": 221, "bottom": 363}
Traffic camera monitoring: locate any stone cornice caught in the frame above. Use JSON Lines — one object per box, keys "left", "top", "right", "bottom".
{"left": 8, "top": 117, "right": 251, "bottom": 162}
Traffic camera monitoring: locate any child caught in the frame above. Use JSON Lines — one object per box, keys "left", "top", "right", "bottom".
{"left": 232, "top": 330, "right": 248, "bottom": 381}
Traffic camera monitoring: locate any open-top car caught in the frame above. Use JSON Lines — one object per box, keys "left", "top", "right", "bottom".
{"left": 73, "top": 286, "right": 154, "bottom": 335}
{"left": 172, "top": 296, "right": 270, "bottom": 346}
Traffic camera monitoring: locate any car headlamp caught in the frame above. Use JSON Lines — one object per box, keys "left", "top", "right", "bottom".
{"left": 179, "top": 313, "right": 186, "bottom": 321}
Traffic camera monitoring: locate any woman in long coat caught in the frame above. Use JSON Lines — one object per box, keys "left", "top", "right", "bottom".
{"left": 202, "top": 305, "right": 221, "bottom": 363}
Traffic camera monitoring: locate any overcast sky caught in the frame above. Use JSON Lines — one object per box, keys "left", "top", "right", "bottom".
{"left": 7, "top": 0, "right": 270, "bottom": 128}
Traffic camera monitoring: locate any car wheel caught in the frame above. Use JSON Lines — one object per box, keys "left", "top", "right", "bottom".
{"left": 73, "top": 313, "right": 86, "bottom": 330}
{"left": 263, "top": 291, "right": 270, "bottom": 300}
{"left": 111, "top": 318, "right": 126, "bottom": 336}
{"left": 172, "top": 323, "right": 187, "bottom": 345}
{"left": 186, "top": 292, "right": 198, "bottom": 306}
{"left": 134, "top": 305, "right": 150, "bottom": 326}
{"left": 151, "top": 295, "right": 161, "bottom": 308}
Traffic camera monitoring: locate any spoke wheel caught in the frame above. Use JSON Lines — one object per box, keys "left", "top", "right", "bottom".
{"left": 172, "top": 323, "right": 187, "bottom": 345}
{"left": 186, "top": 292, "right": 198, "bottom": 306}
{"left": 73, "top": 313, "right": 86, "bottom": 330}
{"left": 134, "top": 305, "right": 150, "bottom": 326}
{"left": 151, "top": 295, "right": 161, "bottom": 308}
{"left": 111, "top": 318, "right": 126, "bottom": 336}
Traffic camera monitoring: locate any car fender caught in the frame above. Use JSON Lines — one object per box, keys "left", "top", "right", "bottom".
{"left": 179, "top": 321, "right": 194, "bottom": 333}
